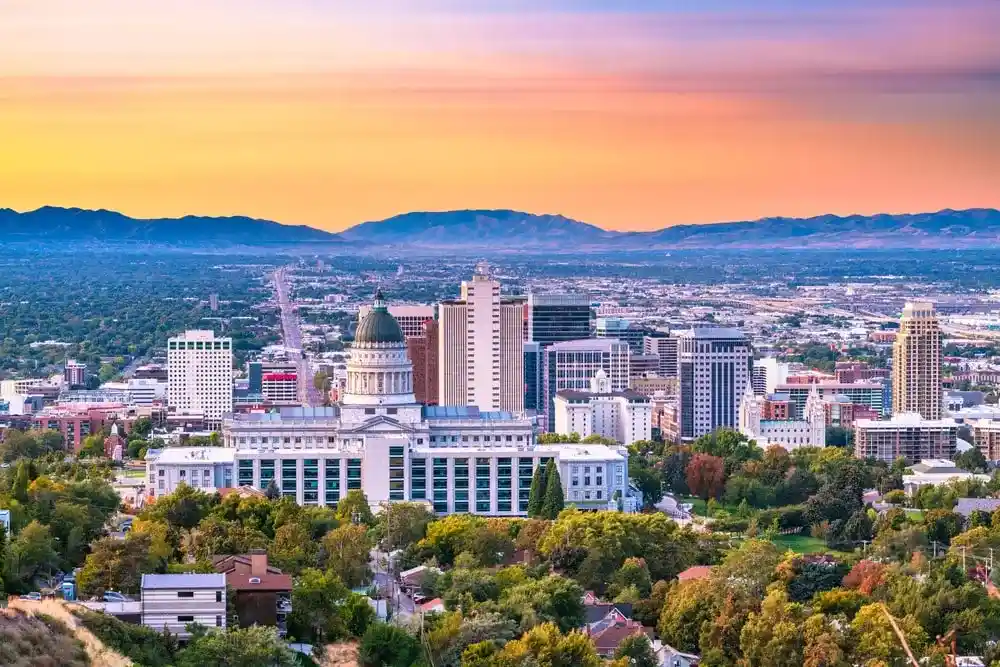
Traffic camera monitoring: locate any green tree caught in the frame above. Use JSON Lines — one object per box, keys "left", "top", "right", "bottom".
{"left": 287, "top": 568, "right": 350, "bottom": 645}
{"left": 11, "top": 461, "right": 30, "bottom": 503}
{"left": 527, "top": 464, "right": 547, "bottom": 518}
{"left": 630, "top": 467, "right": 662, "bottom": 511}
{"left": 340, "top": 592, "right": 377, "bottom": 638}
{"left": 489, "top": 623, "right": 601, "bottom": 667}
{"left": 140, "top": 483, "right": 216, "bottom": 530}
{"left": 739, "top": 589, "right": 805, "bottom": 667}
{"left": 79, "top": 433, "right": 106, "bottom": 458}
{"left": 541, "top": 460, "right": 565, "bottom": 520}
{"left": 375, "top": 502, "right": 434, "bottom": 551}
{"left": 264, "top": 479, "right": 281, "bottom": 501}
{"left": 175, "top": 626, "right": 298, "bottom": 667}
{"left": 493, "top": 575, "right": 586, "bottom": 633}
{"left": 269, "top": 521, "right": 319, "bottom": 575}
{"left": 5, "top": 520, "right": 59, "bottom": 588}
{"left": 954, "top": 448, "right": 988, "bottom": 473}
{"left": 321, "top": 523, "right": 372, "bottom": 588}
{"left": 849, "top": 603, "right": 927, "bottom": 666}
{"left": 613, "top": 633, "right": 658, "bottom": 667}
{"left": 78, "top": 533, "right": 153, "bottom": 596}
{"left": 335, "top": 489, "right": 376, "bottom": 526}
{"left": 358, "top": 623, "right": 423, "bottom": 667}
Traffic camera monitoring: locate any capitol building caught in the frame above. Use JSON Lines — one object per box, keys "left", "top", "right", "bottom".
{"left": 148, "top": 292, "right": 633, "bottom": 515}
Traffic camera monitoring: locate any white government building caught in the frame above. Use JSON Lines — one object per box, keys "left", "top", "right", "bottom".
{"left": 553, "top": 370, "right": 652, "bottom": 445}
{"left": 149, "top": 292, "right": 633, "bottom": 515}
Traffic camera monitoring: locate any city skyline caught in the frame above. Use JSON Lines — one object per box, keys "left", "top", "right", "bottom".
{"left": 2, "top": 0, "right": 999, "bottom": 231}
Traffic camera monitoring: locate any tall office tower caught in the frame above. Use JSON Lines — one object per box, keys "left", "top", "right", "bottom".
{"left": 643, "top": 335, "right": 678, "bottom": 377}
{"left": 892, "top": 301, "right": 942, "bottom": 419}
{"left": 167, "top": 330, "right": 234, "bottom": 429}
{"left": 542, "top": 339, "right": 630, "bottom": 431}
{"left": 678, "top": 327, "right": 753, "bottom": 440}
{"left": 524, "top": 342, "right": 544, "bottom": 413}
{"left": 358, "top": 304, "right": 435, "bottom": 339}
{"left": 527, "top": 293, "right": 592, "bottom": 346}
{"left": 439, "top": 263, "right": 524, "bottom": 411}
{"left": 596, "top": 318, "right": 644, "bottom": 354}
{"left": 64, "top": 359, "right": 87, "bottom": 387}
{"left": 209, "top": 293, "right": 219, "bottom": 312}
{"left": 406, "top": 319, "right": 439, "bottom": 405}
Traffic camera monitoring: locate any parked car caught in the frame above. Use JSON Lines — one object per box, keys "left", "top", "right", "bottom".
{"left": 103, "top": 591, "right": 129, "bottom": 602}
{"left": 412, "top": 593, "right": 428, "bottom": 605}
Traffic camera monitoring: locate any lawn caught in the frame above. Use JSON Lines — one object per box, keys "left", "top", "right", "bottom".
{"left": 124, "top": 469, "right": 146, "bottom": 478}
{"left": 769, "top": 533, "right": 855, "bottom": 557}
{"left": 676, "top": 496, "right": 741, "bottom": 517}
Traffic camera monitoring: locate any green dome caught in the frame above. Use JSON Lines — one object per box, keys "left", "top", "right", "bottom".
{"left": 356, "top": 290, "right": 405, "bottom": 345}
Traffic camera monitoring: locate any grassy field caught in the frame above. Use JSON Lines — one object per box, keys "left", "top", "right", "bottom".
{"left": 677, "top": 496, "right": 742, "bottom": 517}
{"left": 123, "top": 469, "right": 145, "bottom": 478}
{"left": 770, "top": 534, "right": 829, "bottom": 554}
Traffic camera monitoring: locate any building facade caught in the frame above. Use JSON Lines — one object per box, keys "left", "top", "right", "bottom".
{"left": 65, "top": 360, "right": 87, "bottom": 387}
{"left": 406, "top": 319, "right": 439, "bottom": 405}
{"left": 678, "top": 327, "right": 752, "bottom": 440}
{"left": 596, "top": 318, "right": 644, "bottom": 354}
{"left": 892, "top": 301, "right": 942, "bottom": 419}
{"left": 739, "top": 383, "right": 826, "bottom": 451}
{"left": 527, "top": 293, "right": 592, "bottom": 347}
{"left": 853, "top": 413, "right": 957, "bottom": 464}
{"left": 438, "top": 263, "right": 524, "bottom": 411}
{"left": 149, "top": 294, "right": 631, "bottom": 516}
{"left": 261, "top": 373, "right": 299, "bottom": 405}
{"left": 970, "top": 419, "right": 1000, "bottom": 461}
{"left": 643, "top": 335, "right": 678, "bottom": 378}
{"left": 140, "top": 573, "right": 226, "bottom": 638}
{"left": 167, "top": 330, "right": 233, "bottom": 429}
{"left": 774, "top": 382, "right": 885, "bottom": 419}
{"left": 542, "top": 339, "right": 630, "bottom": 432}
{"left": 553, "top": 371, "right": 652, "bottom": 445}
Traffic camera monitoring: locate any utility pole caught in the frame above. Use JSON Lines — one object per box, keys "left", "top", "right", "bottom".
{"left": 879, "top": 604, "right": 921, "bottom": 667}
{"left": 961, "top": 545, "right": 967, "bottom": 572}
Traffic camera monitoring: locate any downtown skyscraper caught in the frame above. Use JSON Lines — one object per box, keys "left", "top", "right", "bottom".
{"left": 678, "top": 327, "right": 752, "bottom": 439}
{"left": 892, "top": 301, "right": 942, "bottom": 419}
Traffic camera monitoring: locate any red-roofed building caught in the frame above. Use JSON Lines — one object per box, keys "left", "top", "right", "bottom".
{"left": 213, "top": 551, "right": 292, "bottom": 635}
{"left": 589, "top": 616, "right": 653, "bottom": 658}
{"left": 676, "top": 565, "right": 712, "bottom": 582}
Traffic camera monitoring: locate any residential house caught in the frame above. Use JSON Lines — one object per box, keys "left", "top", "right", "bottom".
{"left": 676, "top": 566, "right": 712, "bottom": 582}
{"left": 589, "top": 613, "right": 653, "bottom": 658}
{"left": 212, "top": 551, "right": 292, "bottom": 636}
{"left": 655, "top": 641, "right": 701, "bottom": 667}
{"left": 140, "top": 573, "right": 226, "bottom": 639}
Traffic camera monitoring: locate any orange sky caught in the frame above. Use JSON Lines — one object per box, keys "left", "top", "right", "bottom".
{"left": 1, "top": 0, "right": 998, "bottom": 231}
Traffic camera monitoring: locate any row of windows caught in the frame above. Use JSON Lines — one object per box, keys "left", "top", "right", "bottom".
{"left": 169, "top": 340, "right": 231, "bottom": 350}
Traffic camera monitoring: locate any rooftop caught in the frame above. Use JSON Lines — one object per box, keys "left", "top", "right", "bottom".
{"left": 677, "top": 327, "right": 746, "bottom": 340}
{"left": 152, "top": 447, "right": 236, "bottom": 465}
{"left": 423, "top": 405, "right": 517, "bottom": 421}
{"left": 547, "top": 338, "right": 628, "bottom": 352}
{"left": 141, "top": 573, "right": 226, "bottom": 590}
{"left": 856, "top": 414, "right": 958, "bottom": 429}
{"left": 556, "top": 389, "right": 648, "bottom": 402}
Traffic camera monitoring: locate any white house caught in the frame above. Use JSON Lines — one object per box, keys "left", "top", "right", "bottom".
{"left": 553, "top": 370, "right": 652, "bottom": 445}
{"left": 140, "top": 573, "right": 227, "bottom": 638}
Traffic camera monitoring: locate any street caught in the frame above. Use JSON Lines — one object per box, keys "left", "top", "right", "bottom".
{"left": 273, "top": 268, "right": 325, "bottom": 407}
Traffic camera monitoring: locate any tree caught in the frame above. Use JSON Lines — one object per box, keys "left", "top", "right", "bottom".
{"left": 630, "top": 467, "right": 662, "bottom": 510}
{"left": 287, "top": 568, "right": 350, "bottom": 645}
{"left": 541, "top": 460, "right": 565, "bottom": 519}
{"left": 341, "top": 592, "right": 377, "bottom": 638}
{"left": 923, "top": 509, "right": 964, "bottom": 546}
{"left": 335, "top": 489, "right": 376, "bottom": 526}
{"left": 849, "top": 603, "right": 927, "bottom": 666}
{"left": 489, "top": 623, "right": 601, "bottom": 667}
{"left": 175, "top": 626, "right": 297, "bottom": 667}
{"left": 264, "top": 479, "right": 280, "bottom": 501}
{"left": 375, "top": 502, "right": 433, "bottom": 551}
{"left": 78, "top": 533, "right": 153, "bottom": 597}
{"left": 657, "top": 578, "right": 718, "bottom": 653}
{"left": 269, "top": 521, "right": 319, "bottom": 575}
{"left": 5, "top": 520, "right": 59, "bottom": 589}
{"left": 692, "top": 428, "right": 761, "bottom": 474}
{"left": 686, "top": 453, "right": 725, "bottom": 502}
{"left": 358, "top": 622, "right": 423, "bottom": 667}
{"left": 954, "top": 448, "right": 988, "bottom": 473}
{"left": 12, "top": 461, "right": 30, "bottom": 503}
{"left": 739, "top": 590, "right": 805, "bottom": 667}
{"left": 527, "top": 463, "right": 547, "bottom": 518}
{"left": 494, "top": 575, "right": 586, "bottom": 633}
{"left": 321, "top": 523, "right": 372, "bottom": 588}
{"left": 79, "top": 433, "right": 106, "bottom": 459}
{"left": 427, "top": 611, "right": 517, "bottom": 667}
{"left": 613, "top": 633, "right": 658, "bottom": 667}
{"left": 140, "top": 483, "right": 216, "bottom": 530}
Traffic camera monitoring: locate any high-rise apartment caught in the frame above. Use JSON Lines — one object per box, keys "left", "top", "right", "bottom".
{"left": 542, "top": 338, "right": 630, "bottom": 431}
{"left": 168, "top": 330, "right": 234, "bottom": 429}
{"left": 527, "top": 293, "right": 592, "bottom": 347}
{"left": 406, "top": 319, "right": 439, "bottom": 405}
{"left": 438, "top": 263, "right": 524, "bottom": 411}
{"left": 596, "top": 318, "right": 644, "bottom": 354}
{"left": 892, "top": 301, "right": 942, "bottom": 419}
{"left": 678, "top": 327, "right": 752, "bottom": 440}
{"left": 358, "top": 304, "right": 435, "bottom": 339}
{"left": 64, "top": 359, "right": 87, "bottom": 387}
{"left": 643, "top": 335, "right": 678, "bottom": 377}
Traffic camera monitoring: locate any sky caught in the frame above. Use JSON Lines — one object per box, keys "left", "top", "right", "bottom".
{"left": 1, "top": 0, "right": 998, "bottom": 232}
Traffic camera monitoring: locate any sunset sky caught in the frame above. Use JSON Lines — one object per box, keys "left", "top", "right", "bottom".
{"left": 1, "top": 0, "right": 998, "bottom": 231}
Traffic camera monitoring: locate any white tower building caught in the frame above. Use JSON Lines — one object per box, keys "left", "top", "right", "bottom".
{"left": 167, "top": 330, "right": 233, "bottom": 429}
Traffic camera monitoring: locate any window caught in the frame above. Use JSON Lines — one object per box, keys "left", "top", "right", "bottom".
{"left": 216, "top": 591, "right": 222, "bottom": 603}
{"left": 216, "top": 615, "right": 223, "bottom": 627}
{"left": 177, "top": 591, "right": 194, "bottom": 598}
{"left": 178, "top": 615, "right": 195, "bottom": 622}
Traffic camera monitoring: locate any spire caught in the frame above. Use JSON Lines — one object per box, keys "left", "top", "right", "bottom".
{"left": 373, "top": 288, "right": 386, "bottom": 312}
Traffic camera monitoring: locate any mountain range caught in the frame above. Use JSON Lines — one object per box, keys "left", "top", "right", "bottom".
{"left": 3, "top": 205, "right": 1000, "bottom": 250}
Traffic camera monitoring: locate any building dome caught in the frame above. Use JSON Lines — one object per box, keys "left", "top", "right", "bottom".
{"left": 355, "top": 290, "right": 405, "bottom": 345}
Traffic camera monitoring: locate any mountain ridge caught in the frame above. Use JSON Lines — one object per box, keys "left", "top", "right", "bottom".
{"left": 3, "top": 205, "right": 1000, "bottom": 249}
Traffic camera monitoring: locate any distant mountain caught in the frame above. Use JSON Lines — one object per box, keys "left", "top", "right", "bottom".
{"left": 339, "top": 210, "right": 616, "bottom": 246}
{"left": 0, "top": 206, "right": 343, "bottom": 245}
{"left": 342, "top": 207, "right": 1000, "bottom": 250}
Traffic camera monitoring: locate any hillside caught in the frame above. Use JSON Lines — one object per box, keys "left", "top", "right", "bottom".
{"left": 0, "top": 206, "right": 343, "bottom": 245}
{"left": 4, "top": 598, "right": 132, "bottom": 667}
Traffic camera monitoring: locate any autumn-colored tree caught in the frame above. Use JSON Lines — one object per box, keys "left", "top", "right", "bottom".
{"left": 842, "top": 560, "right": 887, "bottom": 597}
{"left": 739, "top": 590, "right": 805, "bottom": 667}
{"left": 849, "top": 603, "right": 927, "bottom": 666}
{"left": 686, "top": 454, "right": 726, "bottom": 502}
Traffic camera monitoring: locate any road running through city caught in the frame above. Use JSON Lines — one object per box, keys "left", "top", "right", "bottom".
{"left": 273, "top": 267, "right": 325, "bottom": 407}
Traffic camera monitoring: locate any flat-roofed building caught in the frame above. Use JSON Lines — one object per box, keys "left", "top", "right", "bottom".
{"left": 854, "top": 413, "right": 957, "bottom": 464}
